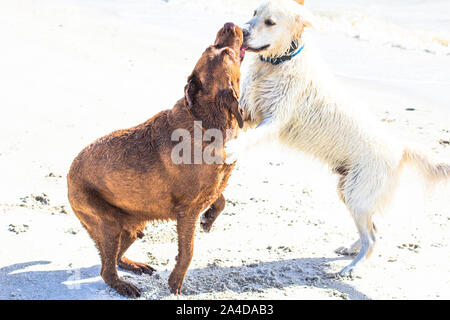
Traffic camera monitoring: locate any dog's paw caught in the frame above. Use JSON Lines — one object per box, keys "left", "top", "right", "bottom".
{"left": 118, "top": 258, "right": 156, "bottom": 275}
{"left": 200, "top": 214, "right": 212, "bottom": 232}
{"left": 200, "top": 209, "right": 217, "bottom": 232}
{"left": 335, "top": 240, "right": 360, "bottom": 256}
{"left": 168, "top": 272, "right": 184, "bottom": 295}
{"left": 335, "top": 246, "right": 358, "bottom": 256}
{"left": 111, "top": 279, "right": 142, "bottom": 298}
{"left": 338, "top": 265, "right": 356, "bottom": 278}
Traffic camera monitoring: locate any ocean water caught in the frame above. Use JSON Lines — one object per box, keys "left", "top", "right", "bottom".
{"left": 53, "top": 0, "right": 450, "bottom": 56}
{"left": 310, "top": 0, "right": 450, "bottom": 56}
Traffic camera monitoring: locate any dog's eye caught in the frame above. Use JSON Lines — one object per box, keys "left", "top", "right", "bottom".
{"left": 265, "top": 19, "right": 276, "bottom": 26}
{"left": 253, "top": 10, "right": 257, "bottom": 17}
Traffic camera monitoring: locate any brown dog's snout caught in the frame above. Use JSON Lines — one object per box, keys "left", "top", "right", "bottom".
{"left": 223, "top": 22, "right": 236, "bottom": 33}
{"left": 215, "top": 22, "right": 243, "bottom": 49}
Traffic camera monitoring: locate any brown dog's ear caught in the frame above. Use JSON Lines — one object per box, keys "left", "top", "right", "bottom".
{"left": 184, "top": 73, "right": 202, "bottom": 108}
{"left": 218, "top": 86, "right": 244, "bottom": 129}
{"left": 293, "top": 0, "right": 305, "bottom": 5}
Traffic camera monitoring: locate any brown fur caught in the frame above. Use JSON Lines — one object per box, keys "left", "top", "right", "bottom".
{"left": 67, "top": 23, "right": 245, "bottom": 297}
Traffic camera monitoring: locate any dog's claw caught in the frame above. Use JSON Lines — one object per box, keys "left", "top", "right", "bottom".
{"left": 138, "top": 264, "right": 156, "bottom": 275}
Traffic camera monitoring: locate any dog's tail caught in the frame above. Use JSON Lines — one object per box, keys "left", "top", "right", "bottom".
{"left": 402, "top": 148, "right": 450, "bottom": 184}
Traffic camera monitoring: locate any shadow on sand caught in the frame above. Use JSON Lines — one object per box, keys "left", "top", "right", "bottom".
{"left": 0, "top": 256, "right": 369, "bottom": 300}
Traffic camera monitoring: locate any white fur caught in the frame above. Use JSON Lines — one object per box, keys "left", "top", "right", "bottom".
{"left": 229, "top": 0, "right": 450, "bottom": 276}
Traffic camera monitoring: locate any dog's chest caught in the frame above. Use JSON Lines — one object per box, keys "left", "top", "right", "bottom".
{"left": 246, "top": 66, "right": 300, "bottom": 119}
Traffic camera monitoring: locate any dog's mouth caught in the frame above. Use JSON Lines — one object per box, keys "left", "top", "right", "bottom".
{"left": 240, "top": 45, "right": 248, "bottom": 61}
{"left": 215, "top": 23, "right": 247, "bottom": 62}
{"left": 245, "top": 44, "right": 270, "bottom": 53}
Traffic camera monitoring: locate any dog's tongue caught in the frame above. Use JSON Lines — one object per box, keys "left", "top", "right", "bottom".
{"left": 240, "top": 45, "right": 248, "bottom": 59}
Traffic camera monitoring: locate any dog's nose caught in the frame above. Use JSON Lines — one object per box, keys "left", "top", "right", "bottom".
{"left": 242, "top": 28, "right": 250, "bottom": 39}
{"left": 223, "top": 22, "right": 236, "bottom": 32}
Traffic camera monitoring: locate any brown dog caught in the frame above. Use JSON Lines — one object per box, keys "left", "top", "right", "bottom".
{"left": 67, "top": 23, "right": 245, "bottom": 297}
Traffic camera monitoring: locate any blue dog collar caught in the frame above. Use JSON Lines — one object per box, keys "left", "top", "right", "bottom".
{"left": 260, "top": 42, "right": 305, "bottom": 65}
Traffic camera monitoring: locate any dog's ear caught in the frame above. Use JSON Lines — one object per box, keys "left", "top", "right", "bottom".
{"left": 293, "top": 0, "right": 305, "bottom": 5}
{"left": 294, "top": 7, "right": 315, "bottom": 36}
{"left": 218, "top": 86, "right": 244, "bottom": 129}
{"left": 184, "top": 73, "right": 202, "bottom": 108}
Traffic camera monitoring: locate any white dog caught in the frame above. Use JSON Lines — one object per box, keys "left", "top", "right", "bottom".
{"left": 227, "top": 0, "right": 450, "bottom": 275}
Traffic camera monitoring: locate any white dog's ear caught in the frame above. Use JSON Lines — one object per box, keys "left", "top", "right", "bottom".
{"left": 296, "top": 15, "right": 314, "bottom": 29}
{"left": 294, "top": 7, "right": 315, "bottom": 36}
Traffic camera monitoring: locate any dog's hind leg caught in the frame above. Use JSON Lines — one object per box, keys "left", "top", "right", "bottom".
{"left": 335, "top": 173, "right": 378, "bottom": 274}
{"left": 200, "top": 194, "right": 226, "bottom": 232}
{"left": 117, "top": 226, "right": 156, "bottom": 275}
{"left": 339, "top": 208, "right": 377, "bottom": 276}
{"left": 335, "top": 224, "right": 378, "bottom": 257}
{"left": 70, "top": 188, "right": 142, "bottom": 298}
{"left": 335, "top": 175, "right": 361, "bottom": 256}
{"left": 82, "top": 217, "right": 142, "bottom": 297}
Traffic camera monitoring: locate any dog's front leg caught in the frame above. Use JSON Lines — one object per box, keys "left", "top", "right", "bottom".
{"left": 168, "top": 213, "right": 197, "bottom": 295}
{"left": 225, "top": 120, "right": 279, "bottom": 164}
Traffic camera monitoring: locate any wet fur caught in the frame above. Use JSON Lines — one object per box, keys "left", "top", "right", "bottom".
{"left": 67, "top": 23, "right": 244, "bottom": 297}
